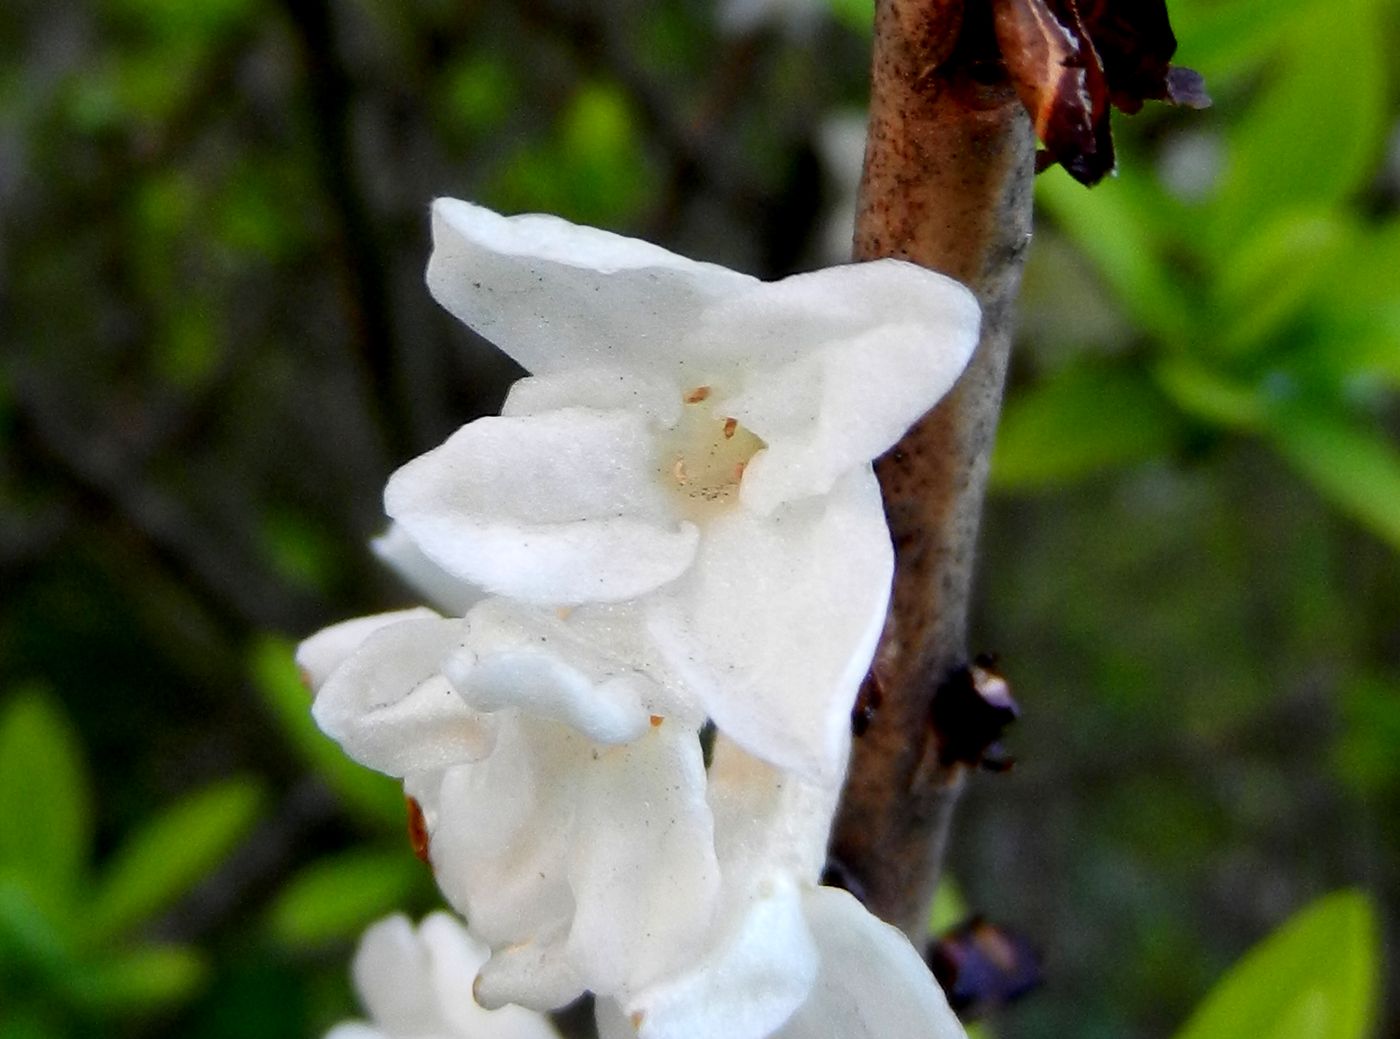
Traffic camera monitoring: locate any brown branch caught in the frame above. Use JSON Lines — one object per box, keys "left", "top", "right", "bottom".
{"left": 828, "top": 0, "right": 1036, "bottom": 939}
{"left": 282, "top": 0, "right": 408, "bottom": 461}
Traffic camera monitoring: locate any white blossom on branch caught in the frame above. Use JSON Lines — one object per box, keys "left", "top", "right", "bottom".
{"left": 386, "top": 199, "right": 979, "bottom": 780}
{"left": 301, "top": 200, "right": 981, "bottom": 1039}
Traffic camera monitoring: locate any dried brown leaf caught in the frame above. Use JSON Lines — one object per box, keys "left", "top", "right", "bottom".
{"left": 991, "top": 0, "right": 1209, "bottom": 185}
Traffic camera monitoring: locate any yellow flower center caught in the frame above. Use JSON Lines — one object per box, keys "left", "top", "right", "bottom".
{"left": 661, "top": 386, "right": 765, "bottom": 517}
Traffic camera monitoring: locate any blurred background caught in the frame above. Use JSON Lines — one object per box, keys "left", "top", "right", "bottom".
{"left": 1, "top": 0, "right": 1397, "bottom": 1036}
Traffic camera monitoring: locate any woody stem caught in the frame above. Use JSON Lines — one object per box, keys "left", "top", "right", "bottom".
{"left": 828, "top": 0, "right": 1036, "bottom": 939}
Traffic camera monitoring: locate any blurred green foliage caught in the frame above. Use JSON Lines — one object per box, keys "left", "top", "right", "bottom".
{"left": 0, "top": 692, "right": 263, "bottom": 1034}
{"left": 1173, "top": 891, "right": 1379, "bottom": 1039}
{"left": 1000, "top": 0, "right": 1400, "bottom": 558}
{"left": 1, "top": 0, "right": 1396, "bottom": 1036}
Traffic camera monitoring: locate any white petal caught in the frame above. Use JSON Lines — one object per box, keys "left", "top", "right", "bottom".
{"left": 707, "top": 737, "right": 839, "bottom": 888}
{"left": 427, "top": 199, "right": 756, "bottom": 379}
{"left": 297, "top": 608, "right": 438, "bottom": 693}
{"left": 423, "top": 913, "right": 564, "bottom": 1037}
{"left": 416, "top": 915, "right": 578, "bottom": 1030}
{"left": 696, "top": 259, "right": 977, "bottom": 373}
{"left": 347, "top": 913, "right": 563, "bottom": 1039}
{"left": 647, "top": 468, "right": 891, "bottom": 780}
{"left": 458, "top": 652, "right": 654, "bottom": 745}
{"left": 427, "top": 720, "right": 582, "bottom": 947}
{"left": 626, "top": 874, "right": 818, "bottom": 1039}
{"left": 562, "top": 604, "right": 709, "bottom": 727}
{"left": 566, "top": 726, "right": 718, "bottom": 995}
{"left": 443, "top": 599, "right": 655, "bottom": 745}
{"left": 312, "top": 617, "right": 493, "bottom": 777}
{"left": 372, "top": 524, "right": 484, "bottom": 616}
{"left": 473, "top": 928, "right": 587, "bottom": 1013}
{"left": 775, "top": 888, "right": 968, "bottom": 1039}
{"left": 699, "top": 262, "right": 978, "bottom": 511}
{"left": 503, "top": 369, "right": 681, "bottom": 427}
{"left": 385, "top": 409, "right": 698, "bottom": 605}
{"left": 352, "top": 914, "right": 439, "bottom": 1035}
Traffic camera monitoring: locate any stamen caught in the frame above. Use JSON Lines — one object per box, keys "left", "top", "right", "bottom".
{"left": 722, "top": 416, "right": 737, "bottom": 439}
{"left": 683, "top": 385, "right": 711, "bottom": 404}
{"left": 649, "top": 714, "right": 664, "bottom": 727}
{"left": 672, "top": 457, "right": 689, "bottom": 485}
{"left": 733, "top": 461, "right": 747, "bottom": 483}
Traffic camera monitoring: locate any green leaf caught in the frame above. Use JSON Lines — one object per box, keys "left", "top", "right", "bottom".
{"left": 1333, "top": 676, "right": 1400, "bottom": 797}
{"left": 1317, "top": 222, "right": 1400, "bottom": 310}
{"left": 824, "top": 0, "right": 874, "bottom": 33}
{"left": 0, "top": 876, "right": 72, "bottom": 982}
{"left": 1153, "top": 357, "right": 1265, "bottom": 431}
{"left": 1212, "top": 0, "right": 1387, "bottom": 245}
{"left": 1173, "top": 891, "right": 1379, "bottom": 1039}
{"left": 249, "top": 636, "right": 404, "bottom": 829}
{"left": 0, "top": 1012, "right": 62, "bottom": 1039}
{"left": 1169, "top": 0, "right": 1314, "bottom": 84}
{"left": 266, "top": 848, "right": 423, "bottom": 948}
{"left": 992, "top": 363, "right": 1186, "bottom": 489}
{"left": 1212, "top": 212, "right": 1350, "bottom": 357}
{"left": 87, "top": 778, "right": 264, "bottom": 946}
{"left": 1037, "top": 167, "right": 1194, "bottom": 346}
{"left": 70, "top": 944, "right": 207, "bottom": 1014}
{"left": 1267, "top": 401, "right": 1400, "bottom": 553}
{"left": 0, "top": 690, "right": 90, "bottom": 907}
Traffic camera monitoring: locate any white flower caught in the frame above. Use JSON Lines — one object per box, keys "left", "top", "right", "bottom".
{"left": 326, "top": 912, "right": 558, "bottom": 1039}
{"left": 387, "top": 199, "right": 979, "bottom": 780}
{"left": 598, "top": 737, "right": 969, "bottom": 1039}
{"left": 595, "top": 887, "right": 967, "bottom": 1039}
{"left": 302, "top": 599, "right": 966, "bottom": 1039}
{"left": 302, "top": 201, "right": 979, "bottom": 1039}
{"left": 301, "top": 598, "right": 721, "bottom": 1015}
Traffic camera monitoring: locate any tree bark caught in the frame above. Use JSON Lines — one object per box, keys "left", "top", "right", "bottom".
{"left": 828, "top": 0, "right": 1036, "bottom": 940}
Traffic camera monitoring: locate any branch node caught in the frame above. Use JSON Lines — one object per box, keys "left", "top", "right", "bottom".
{"left": 930, "top": 654, "right": 1020, "bottom": 771}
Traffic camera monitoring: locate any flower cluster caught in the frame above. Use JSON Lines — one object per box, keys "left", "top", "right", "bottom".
{"left": 327, "top": 913, "right": 559, "bottom": 1039}
{"left": 301, "top": 199, "right": 979, "bottom": 1039}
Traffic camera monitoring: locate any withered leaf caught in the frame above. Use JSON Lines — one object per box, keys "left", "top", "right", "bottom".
{"left": 1077, "top": 0, "right": 1212, "bottom": 112}
{"left": 992, "top": 0, "right": 1210, "bottom": 185}
{"left": 993, "top": 0, "right": 1115, "bottom": 184}
{"left": 927, "top": 916, "right": 1044, "bottom": 1020}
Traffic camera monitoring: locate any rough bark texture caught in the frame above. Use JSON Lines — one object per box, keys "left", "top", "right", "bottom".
{"left": 828, "top": 0, "right": 1037, "bottom": 939}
